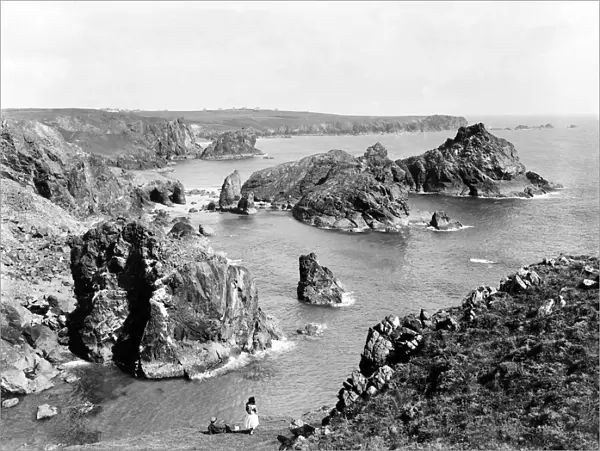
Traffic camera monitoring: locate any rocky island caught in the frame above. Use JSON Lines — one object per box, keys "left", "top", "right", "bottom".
{"left": 198, "top": 130, "right": 265, "bottom": 160}
{"left": 243, "top": 143, "right": 411, "bottom": 231}
{"left": 398, "top": 123, "right": 563, "bottom": 197}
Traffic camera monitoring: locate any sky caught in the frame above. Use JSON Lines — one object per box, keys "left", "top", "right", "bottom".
{"left": 1, "top": 1, "right": 598, "bottom": 116}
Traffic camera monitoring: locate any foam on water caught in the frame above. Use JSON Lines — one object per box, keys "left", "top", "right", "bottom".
{"left": 331, "top": 292, "right": 357, "bottom": 307}
{"left": 426, "top": 225, "right": 474, "bottom": 232}
{"left": 188, "top": 339, "right": 296, "bottom": 381}
{"left": 470, "top": 258, "right": 497, "bottom": 264}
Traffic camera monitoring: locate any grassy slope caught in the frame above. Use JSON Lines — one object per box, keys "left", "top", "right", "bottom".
{"left": 310, "top": 256, "right": 599, "bottom": 450}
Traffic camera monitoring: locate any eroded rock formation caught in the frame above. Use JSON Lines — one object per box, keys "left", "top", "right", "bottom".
{"left": 199, "top": 130, "right": 264, "bottom": 160}
{"left": 219, "top": 170, "right": 242, "bottom": 211}
{"left": 68, "top": 219, "right": 282, "bottom": 378}
{"left": 429, "top": 211, "right": 463, "bottom": 231}
{"left": 243, "top": 143, "right": 411, "bottom": 231}
{"left": 397, "top": 123, "right": 563, "bottom": 197}
{"left": 297, "top": 253, "right": 345, "bottom": 305}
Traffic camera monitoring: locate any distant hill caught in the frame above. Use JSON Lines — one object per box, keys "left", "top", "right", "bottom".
{"left": 129, "top": 108, "right": 468, "bottom": 139}
{"left": 1, "top": 108, "right": 467, "bottom": 164}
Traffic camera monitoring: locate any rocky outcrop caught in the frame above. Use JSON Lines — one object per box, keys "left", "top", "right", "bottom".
{"left": 2, "top": 110, "right": 198, "bottom": 169}
{"left": 236, "top": 192, "right": 257, "bottom": 215}
{"left": 219, "top": 170, "right": 242, "bottom": 211}
{"left": 68, "top": 219, "right": 283, "bottom": 378}
{"left": 244, "top": 143, "right": 411, "bottom": 231}
{"left": 199, "top": 130, "right": 264, "bottom": 160}
{"left": 139, "top": 177, "right": 186, "bottom": 206}
{"left": 429, "top": 211, "right": 463, "bottom": 231}
{"left": 242, "top": 149, "right": 357, "bottom": 203}
{"left": 398, "top": 123, "right": 563, "bottom": 198}
{"left": 324, "top": 254, "right": 599, "bottom": 433}
{"left": 297, "top": 253, "right": 345, "bottom": 305}
{"left": 0, "top": 119, "right": 187, "bottom": 217}
{"left": 0, "top": 298, "right": 61, "bottom": 395}
{"left": 515, "top": 124, "right": 554, "bottom": 130}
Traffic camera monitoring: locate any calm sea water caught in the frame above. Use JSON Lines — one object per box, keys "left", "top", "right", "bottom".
{"left": 2, "top": 115, "right": 598, "bottom": 448}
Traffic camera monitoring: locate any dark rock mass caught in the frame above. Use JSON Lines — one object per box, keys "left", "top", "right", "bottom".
{"left": 429, "top": 211, "right": 463, "bottom": 231}
{"left": 397, "top": 123, "right": 563, "bottom": 198}
{"left": 1, "top": 111, "right": 198, "bottom": 169}
{"left": 0, "top": 119, "right": 186, "bottom": 217}
{"left": 219, "top": 170, "right": 242, "bottom": 211}
{"left": 243, "top": 143, "right": 411, "bottom": 231}
{"left": 68, "top": 219, "right": 283, "bottom": 378}
{"left": 236, "top": 192, "right": 257, "bottom": 215}
{"left": 297, "top": 253, "right": 345, "bottom": 305}
{"left": 199, "top": 130, "right": 264, "bottom": 160}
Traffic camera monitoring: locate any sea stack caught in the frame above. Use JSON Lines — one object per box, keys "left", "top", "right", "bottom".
{"left": 219, "top": 170, "right": 242, "bottom": 211}
{"left": 429, "top": 211, "right": 463, "bottom": 231}
{"left": 297, "top": 253, "right": 345, "bottom": 305}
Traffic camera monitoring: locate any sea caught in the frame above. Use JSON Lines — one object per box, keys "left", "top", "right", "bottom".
{"left": 2, "top": 115, "right": 598, "bottom": 449}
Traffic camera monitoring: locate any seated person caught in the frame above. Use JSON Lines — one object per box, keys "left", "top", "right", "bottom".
{"left": 207, "top": 417, "right": 227, "bottom": 434}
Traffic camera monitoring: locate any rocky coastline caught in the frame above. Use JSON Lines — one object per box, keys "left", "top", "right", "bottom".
{"left": 1, "top": 112, "right": 594, "bottom": 451}
{"left": 26, "top": 255, "right": 598, "bottom": 450}
{"left": 0, "top": 114, "right": 284, "bottom": 412}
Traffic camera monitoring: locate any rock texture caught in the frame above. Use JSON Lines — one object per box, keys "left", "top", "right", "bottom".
{"left": 326, "top": 254, "right": 599, "bottom": 426}
{"left": 219, "top": 170, "right": 242, "bottom": 211}
{"left": 68, "top": 219, "right": 282, "bottom": 378}
{"left": 236, "top": 192, "right": 257, "bottom": 215}
{"left": 429, "top": 211, "right": 463, "bottom": 231}
{"left": 243, "top": 143, "right": 411, "bottom": 231}
{"left": 199, "top": 130, "right": 264, "bottom": 160}
{"left": 0, "top": 119, "right": 186, "bottom": 217}
{"left": 2, "top": 110, "right": 198, "bottom": 169}
{"left": 397, "top": 123, "right": 563, "bottom": 198}
{"left": 297, "top": 253, "right": 345, "bottom": 305}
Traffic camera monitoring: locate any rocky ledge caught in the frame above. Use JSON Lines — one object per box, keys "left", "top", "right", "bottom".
{"left": 199, "top": 130, "right": 264, "bottom": 160}
{"left": 243, "top": 143, "right": 411, "bottom": 231}
{"left": 397, "top": 123, "right": 563, "bottom": 198}
{"left": 306, "top": 255, "right": 598, "bottom": 450}
{"left": 68, "top": 219, "right": 283, "bottom": 378}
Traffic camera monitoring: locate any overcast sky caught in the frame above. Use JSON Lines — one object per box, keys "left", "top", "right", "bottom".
{"left": 1, "top": 1, "right": 598, "bottom": 116}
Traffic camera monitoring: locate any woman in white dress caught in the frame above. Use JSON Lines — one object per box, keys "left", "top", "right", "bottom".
{"left": 243, "top": 397, "right": 259, "bottom": 434}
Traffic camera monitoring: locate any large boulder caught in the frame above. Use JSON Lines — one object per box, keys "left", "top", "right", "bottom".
{"left": 397, "top": 123, "right": 563, "bottom": 197}
{"left": 297, "top": 253, "right": 345, "bottom": 305}
{"left": 429, "top": 211, "right": 463, "bottom": 231}
{"left": 199, "top": 130, "right": 264, "bottom": 160}
{"left": 68, "top": 219, "right": 282, "bottom": 378}
{"left": 236, "top": 192, "right": 257, "bottom": 215}
{"left": 219, "top": 170, "right": 242, "bottom": 211}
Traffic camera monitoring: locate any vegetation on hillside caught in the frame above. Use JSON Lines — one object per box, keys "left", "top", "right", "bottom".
{"left": 309, "top": 256, "right": 599, "bottom": 450}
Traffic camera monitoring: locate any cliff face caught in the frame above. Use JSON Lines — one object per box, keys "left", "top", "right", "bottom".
{"left": 2, "top": 110, "right": 198, "bottom": 169}
{"left": 199, "top": 130, "right": 264, "bottom": 160}
{"left": 0, "top": 119, "right": 185, "bottom": 218}
{"left": 68, "top": 220, "right": 282, "bottom": 378}
{"left": 398, "top": 123, "right": 563, "bottom": 197}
